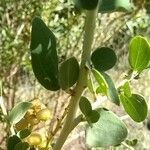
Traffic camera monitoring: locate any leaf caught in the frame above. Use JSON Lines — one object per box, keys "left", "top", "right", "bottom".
{"left": 87, "top": 75, "right": 95, "bottom": 94}
{"left": 125, "top": 139, "right": 138, "bottom": 147}
{"left": 129, "top": 36, "right": 150, "bottom": 72}
{"left": 86, "top": 108, "right": 128, "bottom": 147}
{"left": 75, "top": 0, "right": 132, "bottom": 13}
{"left": 91, "top": 47, "right": 117, "bottom": 71}
{"left": 75, "top": 0, "right": 98, "bottom": 10}
{"left": 17, "top": 129, "right": 31, "bottom": 139}
{"left": 30, "top": 17, "right": 60, "bottom": 91}
{"left": 59, "top": 57, "right": 79, "bottom": 90}
{"left": 87, "top": 110, "right": 100, "bottom": 123}
{"left": 101, "top": 72, "right": 120, "bottom": 105}
{"left": 99, "top": 0, "right": 132, "bottom": 13}
{"left": 122, "top": 81, "right": 132, "bottom": 97}
{"left": 14, "top": 142, "right": 29, "bottom": 150}
{"left": 120, "top": 93, "right": 148, "bottom": 122}
{"left": 79, "top": 96, "right": 92, "bottom": 116}
{"left": 8, "top": 102, "right": 32, "bottom": 124}
{"left": 92, "top": 69, "right": 108, "bottom": 95}
{"left": 7, "top": 135, "right": 21, "bottom": 150}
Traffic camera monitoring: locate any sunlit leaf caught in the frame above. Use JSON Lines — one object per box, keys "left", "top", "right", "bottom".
{"left": 122, "top": 81, "right": 132, "bottom": 97}
{"left": 101, "top": 72, "right": 120, "bottom": 105}
{"left": 120, "top": 93, "right": 148, "bottom": 122}
{"left": 92, "top": 69, "right": 108, "bottom": 95}
{"left": 129, "top": 36, "right": 150, "bottom": 72}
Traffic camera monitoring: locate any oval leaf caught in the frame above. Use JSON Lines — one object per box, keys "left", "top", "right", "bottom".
{"left": 91, "top": 47, "right": 117, "bottom": 71}
{"left": 129, "top": 36, "right": 150, "bottom": 72}
{"left": 59, "top": 57, "right": 79, "bottom": 90}
{"left": 92, "top": 69, "right": 108, "bottom": 95}
{"left": 8, "top": 102, "right": 32, "bottom": 124}
{"left": 87, "top": 110, "right": 100, "bottom": 123}
{"left": 14, "top": 142, "right": 29, "bottom": 150}
{"left": 30, "top": 17, "right": 60, "bottom": 91}
{"left": 75, "top": 0, "right": 98, "bottom": 10}
{"left": 99, "top": 0, "right": 132, "bottom": 13}
{"left": 101, "top": 72, "right": 120, "bottom": 105}
{"left": 120, "top": 93, "right": 148, "bottom": 122}
{"left": 7, "top": 135, "right": 21, "bottom": 150}
{"left": 79, "top": 96, "right": 92, "bottom": 116}
{"left": 122, "top": 81, "right": 132, "bottom": 97}
{"left": 86, "top": 108, "right": 128, "bottom": 147}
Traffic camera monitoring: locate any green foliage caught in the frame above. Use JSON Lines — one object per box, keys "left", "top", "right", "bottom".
{"left": 79, "top": 97, "right": 100, "bottom": 123}
{"left": 101, "top": 72, "right": 120, "bottom": 105}
{"left": 129, "top": 36, "right": 150, "bottom": 72}
{"left": 92, "top": 69, "right": 108, "bottom": 95}
{"left": 8, "top": 102, "right": 32, "bottom": 124}
{"left": 87, "top": 75, "right": 95, "bottom": 95}
{"left": 17, "top": 129, "right": 31, "bottom": 139}
{"left": 7, "top": 135, "right": 21, "bottom": 150}
{"left": 125, "top": 139, "right": 138, "bottom": 147}
{"left": 79, "top": 96, "right": 92, "bottom": 116}
{"left": 75, "top": 0, "right": 132, "bottom": 12}
{"left": 120, "top": 93, "right": 148, "bottom": 122}
{"left": 122, "top": 81, "right": 132, "bottom": 97}
{"left": 91, "top": 47, "right": 117, "bottom": 71}
{"left": 14, "top": 142, "right": 29, "bottom": 150}
{"left": 86, "top": 110, "right": 100, "bottom": 124}
{"left": 75, "top": 0, "right": 98, "bottom": 10}
{"left": 30, "top": 17, "right": 60, "bottom": 91}
{"left": 59, "top": 57, "right": 79, "bottom": 90}
{"left": 86, "top": 108, "right": 128, "bottom": 147}
{"left": 99, "top": 0, "right": 132, "bottom": 13}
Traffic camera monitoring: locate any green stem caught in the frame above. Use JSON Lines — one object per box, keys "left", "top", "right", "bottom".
{"left": 53, "top": 3, "right": 99, "bottom": 150}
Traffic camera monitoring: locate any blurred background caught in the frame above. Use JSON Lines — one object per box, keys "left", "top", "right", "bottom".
{"left": 0, "top": 0, "right": 150, "bottom": 149}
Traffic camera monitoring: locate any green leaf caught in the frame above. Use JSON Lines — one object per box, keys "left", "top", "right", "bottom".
{"left": 125, "top": 139, "right": 138, "bottom": 147}
{"left": 8, "top": 102, "right": 32, "bottom": 124}
{"left": 129, "top": 36, "right": 150, "bottom": 72}
{"left": 79, "top": 96, "right": 92, "bottom": 116}
{"left": 122, "top": 81, "right": 132, "bottom": 97}
{"left": 86, "top": 108, "right": 128, "bottom": 147}
{"left": 17, "top": 129, "right": 31, "bottom": 139}
{"left": 59, "top": 57, "right": 79, "bottom": 90}
{"left": 87, "top": 75, "right": 95, "bottom": 94}
{"left": 14, "top": 142, "right": 29, "bottom": 150}
{"left": 99, "top": 0, "right": 132, "bottom": 13}
{"left": 30, "top": 17, "right": 60, "bottom": 91}
{"left": 75, "top": 0, "right": 98, "bottom": 10}
{"left": 91, "top": 47, "right": 117, "bottom": 71}
{"left": 87, "top": 110, "right": 100, "bottom": 123}
{"left": 75, "top": 0, "right": 132, "bottom": 12}
{"left": 7, "top": 135, "right": 21, "bottom": 150}
{"left": 92, "top": 69, "right": 108, "bottom": 95}
{"left": 120, "top": 93, "right": 148, "bottom": 122}
{"left": 101, "top": 72, "right": 120, "bottom": 105}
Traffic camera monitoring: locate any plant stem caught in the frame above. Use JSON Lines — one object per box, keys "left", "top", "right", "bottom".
{"left": 53, "top": 3, "right": 99, "bottom": 150}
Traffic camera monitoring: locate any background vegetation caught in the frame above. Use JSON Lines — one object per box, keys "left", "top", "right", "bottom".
{"left": 1, "top": 0, "right": 150, "bottom": 149}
